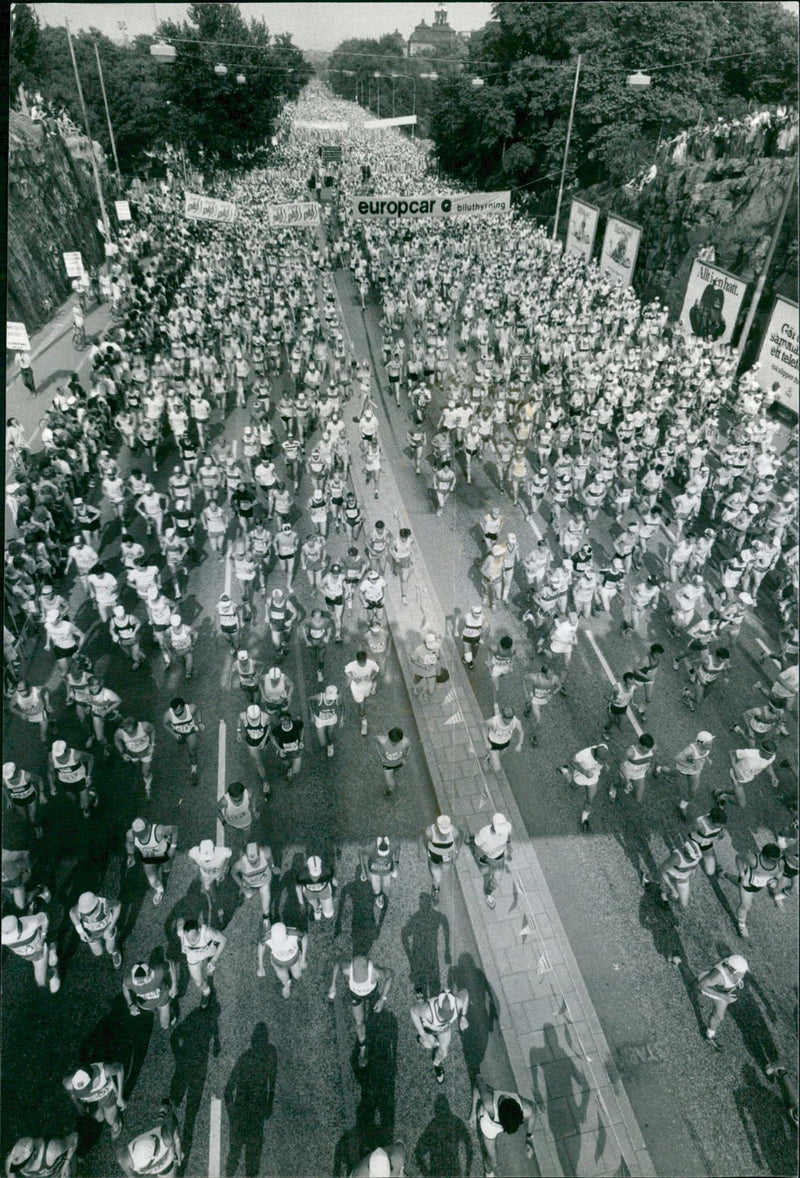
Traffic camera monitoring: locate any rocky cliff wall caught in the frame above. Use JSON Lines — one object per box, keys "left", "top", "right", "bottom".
{"left": 7, "top": 111, "right": 107, "bottom": 334}
{"left": 569, "top": 155, "right": 797, "bottom": 368}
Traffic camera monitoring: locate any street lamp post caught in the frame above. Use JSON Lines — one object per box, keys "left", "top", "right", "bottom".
{"left": 64, "top": 18, "right": 113, "bottom": 245}
{"left": 552, "top": 54, "right": 582, "bottom": 242}
{"left": 94, "top": 42, "right": 122, "bottom": 186}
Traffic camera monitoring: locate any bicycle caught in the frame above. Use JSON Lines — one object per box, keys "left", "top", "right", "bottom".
{"left": 72, "top": 323, "right": 88, "bottom": 351}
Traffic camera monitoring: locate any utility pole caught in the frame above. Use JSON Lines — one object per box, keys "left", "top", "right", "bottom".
{"left": 552, "top": 54, "right": 581, "bottom": 242}
{"left": 736, "top": 168, "right": 797, "bottom": 360}
{"left": 94, "top": 42, "right": 122, "bottom": 186}
{"left": 65, "top": 18, "right": 113, "bottom": 245}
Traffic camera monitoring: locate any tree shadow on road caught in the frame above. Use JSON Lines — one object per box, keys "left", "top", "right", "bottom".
{"left": 414, "top": 1093, "right": 474, "bottom": 1177}
{"left": 449, "top": 951, "right": 498, "bottom": 1081}
{"left": 401, "top": 892, "right": 450, "bottom": 1000}
{"left": 170, "top": 994, "right": 222, "bottom": 1175}
{"left": 734, "top": 1061, "right": 797, "bottom": 1178}
{"left": 224, "top": 1022, "right": 277, "bottom": 1178}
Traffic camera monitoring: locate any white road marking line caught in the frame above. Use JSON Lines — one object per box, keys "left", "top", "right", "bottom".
{"left": 584, "top": 629, "right": 643, "bottom": 737}
{"left": 224, "top": 550, "right": 232, "bottom": 598}
{"left": 216, "top": 721, "right": 226, "bottom": 846}
{"left": 208, "top": 1095, "right": 222, "bottom": 1178}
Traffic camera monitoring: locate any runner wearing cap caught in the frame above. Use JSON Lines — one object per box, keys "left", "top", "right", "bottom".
{"left": 4, "top": 1134, "right": 79, "bottom": 1178}
{"left": 480, "top": 545, "right": 505, "bottom": 611}
{"left": 265, "top": 588, "right": 299, "bottom": 659}
{"left": 48, "top": 740, "right": 95, "bottom": 818}
{"left": 162, "top": 698, "right": 203, "bottom": 781}
{"left": 216, "top": 593, "right": 242, "bottom": 652}
{"left": 296, "top": 856, "right": 338, "bottom": 921}
{"left": 165, "top": 615, "right": 196, "bottom": 680}
{"left": 653, "top": 732, "right": 715, "bottom": 819}
{"left": 175, "top": 916, "right": 226, "bottom": 1008}
{"left": 328, "top": 954, "right": 393, "bottom": 1067}
{"left": 360, "top": 836, "right": 400, "bottom": 912}
{"left": 115, "top": 719, "right": 156, "bottom": 799}
{"left": 188, "top": 840, "right": 232, "bottom": 924}
{"left": 2, "top": 761, "right": 46, "bottom": 838}
{"left": 69, "top": 891, "right": 122, "bottom": 968}
{"left": 375, "top": 728, "right": 411, "bottom": 798}
{"left": 232, "top": 649, "right": 261, "bottom": 705}
{"left": 123, "top": 955, "right": 179, "bottom": 1029}
{"left": 1, "top": 911, "right": 59, "bottom": 993}
{"left": 309, "top": 685, "right": 344, "bottom": 757}
{"left": 697, "top": 955, "right": 749, "bottom": 1046}
{"left": 257, "top": 920, "right": 307, "bottom": 998}
{"left": 484, "top": 705, "right": 524, "bottom": 773}
{"left": 470, "top": 1074, "right": 537, "bottom": 1177}
{"left": 421, "top": 815, "right": 463, "bottom": 903}
{"left": 63, "top": 1061, "right": 125, "bottom": 1137}
{"left": 125, "top": 819, "right": 178, "bottom": 906}
{"left": 237, "top": 703, "right": 272, "bottom": 790}
{"left": 43, "top": 612, "right": 84, "bottom": 678}
{"left": 410, "top": 632, "right": 443, "bottom": 701}
{"left": 410, "top": 987, "right": 469, "bottom": 1083}
{"left": 231, "top": 842, "right": 276, "bottom": 919}
{"left": 470, "top": 815, "right": 513, "bottom": 908}
{"left": 114, "top": 1099, "right": 182, "bottom": 1177}
{"left": 348, "top": 1143, "right": 407, "bottom": 1178}
{"left": 359, "top": 569, "right": 388, "bottom": 619}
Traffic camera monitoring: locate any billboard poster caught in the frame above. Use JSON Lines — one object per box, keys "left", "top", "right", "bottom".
{"left": 7, "top": 322, "right": 30, "bottom": 352}
{"left": 565, "top": 197, "right": 599, "bottom": 262}
{"left": 115, "top": 200, "right": 132, "bottom": 222}
{"left": 363, "top": 115, "right": 418, "bottom": 129}
{"left": 756, "top": 295, "right": 799, "bottom": 414}
{"left": 266, "top": 201, "right": 321, "bottom": 227}
{"left": 350, "top": 190, "right": 510, "bottom": 220}
{"left": 63, "top": 251, "right": 84, "bottom": 277}
{"left": 680, "top": 258, "right": 748, "bottom": 347}
{"left": 598, "top": 214, "right": 641, "bottom": 286}
{"left": 183, "top": 192, "right": 237, "bottom": 223}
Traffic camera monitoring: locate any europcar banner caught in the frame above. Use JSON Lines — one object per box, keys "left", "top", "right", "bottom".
{"left": 680, "top": 258, "right": 748, "bottom": 347}
{"left": 565, "top": 197, "right": 599, "bottom": 262}
{"left": 363, "top": 115, "right": 418, "bottom": 129}
{"left": 183, "top": 192, "right": 237, "bottom": 223}
{"left": 349, "top": 190, "right": 511, "bottom": 219}
{"left": 756, "top": 295, "right": 799, "bottom": 414}
{"left": 598, "top": 214, "right": 641, "bottom": 286}
{"left": 266, "top": 201, "right": 321, "bottom": 227}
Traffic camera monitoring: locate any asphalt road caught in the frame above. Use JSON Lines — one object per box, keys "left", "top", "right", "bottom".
{"left": 333, "top": 267, "right": 799, "bottom": 1178}
{"left": 2, "top": 298, "right": 526, "bottom": 1178}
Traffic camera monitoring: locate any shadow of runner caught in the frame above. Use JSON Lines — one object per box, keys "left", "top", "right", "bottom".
{"left": 449, "top": 951, "right": 499, "bottom": 1081}
{"left": 401, "top": 892, "right": 451, "bottom": 1000}
{"left": 413, "top": 1094, "right": 474, "bottom": 1177}
{"left": 529, "top": 1022, "right": 591, "bottom": 1177}
{"left": 734, "top": 1061, "right": 797, "bottom": 1178}
{"left": 333, "top": 877, "right": 382, "bottom": 958}
{"left": 223, "top": 1022, "right": 277, "bottom": 1178}
{"left": 353, "top": 1008, "right": 399, "bottom": 1150}
{"left": 169, "top": 995, "right": 221, "bottom": 1175}
{"left": 80, "top": 993, "right": 154, "bottom": 1101}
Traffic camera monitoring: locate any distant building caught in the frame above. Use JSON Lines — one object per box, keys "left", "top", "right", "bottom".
{"left": 407, "top": 5, "right": 464, "bottom": 58}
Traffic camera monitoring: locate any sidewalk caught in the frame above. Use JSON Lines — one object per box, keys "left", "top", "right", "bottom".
{"left": 333, "top": 275, "right": 655, "bottom": 1177}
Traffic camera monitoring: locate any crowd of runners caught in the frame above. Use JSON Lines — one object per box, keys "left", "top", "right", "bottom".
{"left": 3, "top": 79, "right": 798, "bottom": 1175}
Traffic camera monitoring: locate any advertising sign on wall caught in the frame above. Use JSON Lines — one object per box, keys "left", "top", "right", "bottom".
{"left": 115, "top": 200, "right": 132, "bottom": 222}
{"left": 63, "top": 251, "right": 84, "bottom": 277}
{"left": 7, "top": 322, "right": 31, "bottom": 352}
{"left": 756, "top": 295, "right": 799, "bottom": 414}
{"left": 565, "top": 197, "right": 600, "bottom": 262}
{"left": 598, "top": 214, "right": 642, "bottom": 287}
{"left": 680, "top": 258, "right": 748, "bottom": 347}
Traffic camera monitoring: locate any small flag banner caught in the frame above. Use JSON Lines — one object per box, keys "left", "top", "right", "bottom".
{"left": 520, "top": 916, "right": 532, "bottom": 940}
{"left": 442, "top": 688, "right": 457, "bottom": 706}
{"left": 537, "top": 952, "right": 553, "bottom": 974}
{"left": 443, "top": 710, "right": 463, "bottom": 726}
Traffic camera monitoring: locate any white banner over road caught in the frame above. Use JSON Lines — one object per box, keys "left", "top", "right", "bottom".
{"left": 565, "top": 197, "right": 599, "bottom": 262}
{"left": 183, "top": 192, "right": 237, "bottom": 223}
{"left": 295, "top": 120, "right": 349, "bottom": 132}
{"left": 349, "top": 190, "right": 511, "bottom": 220}
{"left": 680, "top": 258, "right": 748, "bottom": 346}
{"left": 363, "top": 115, "right": 418, "bottom": 129}
{"left": 266, "top": 201, "right": 321, "bottom": 227}
{"left": 598, "top": 214, "right": 641, "bottom": 287}
{"left": 756, "top": 295, "right": 799, "bottom": 414}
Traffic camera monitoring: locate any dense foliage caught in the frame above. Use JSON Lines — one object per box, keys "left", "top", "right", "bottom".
{"left": 9, "top": 3, "right": 311, "bottom": 174}
{"left": 427, "top": 1, "right": 798, "bottom": 201}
